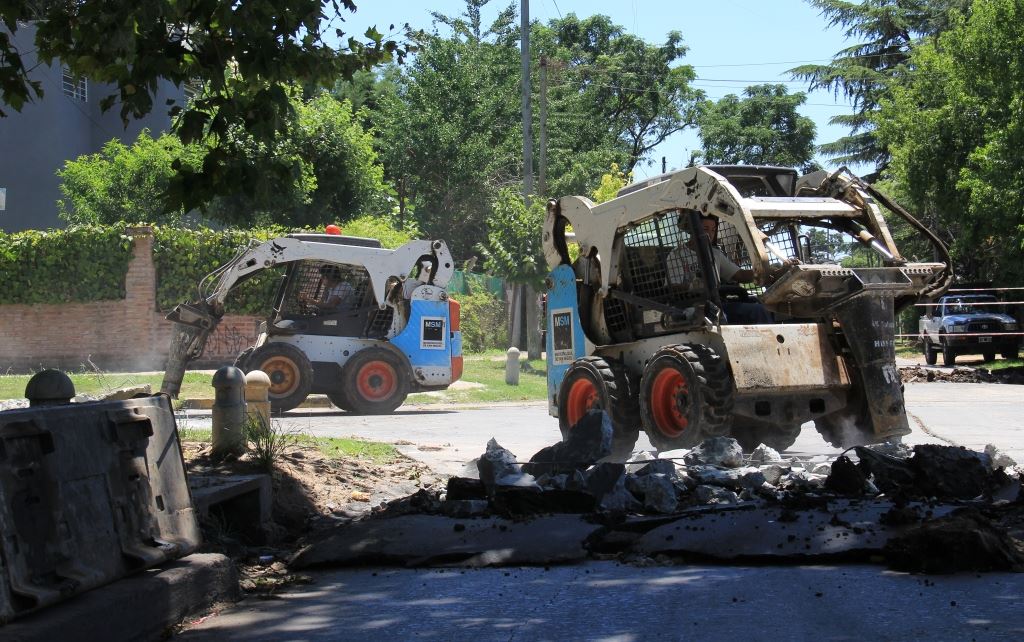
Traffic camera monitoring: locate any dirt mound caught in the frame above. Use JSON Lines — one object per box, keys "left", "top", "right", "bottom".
{"left": 181, "top": 441, "right": 440, "bottom": 547}
{"left": 900, "top": 365, "right": 1024, "bottom": 385}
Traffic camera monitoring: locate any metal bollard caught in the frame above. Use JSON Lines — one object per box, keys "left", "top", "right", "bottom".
{"left": 25, "top": 369, "right": 76, "bottom": 407}
{"left": 211, "top": 366, "right": 247, "bottom": 458}
{"left": 244, "top": 370, "right": 272, "bottom": 433}
{"left": 505, "top": 346, "right": 521, "bottom": 386}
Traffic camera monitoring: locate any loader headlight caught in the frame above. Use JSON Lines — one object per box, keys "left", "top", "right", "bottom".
{"left": 950, "top": 325, "right": 966, "bottom": 333}
{"left": 1004, "top": 322, "right": 1019, "bottom": 331}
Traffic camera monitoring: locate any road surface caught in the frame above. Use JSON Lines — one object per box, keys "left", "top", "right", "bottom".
{"left": 175, "top": 380, "right": 1024, "bottom": 640}
{"left": 179, "top": 381, "right": 1024, "bottom": 476}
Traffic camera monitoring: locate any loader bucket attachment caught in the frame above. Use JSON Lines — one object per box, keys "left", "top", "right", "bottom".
{"left": 159, "top": 303, "right": 222, "bottom": 397}
{"left": 829, "top": 268, "right": 915, "bottom": 440}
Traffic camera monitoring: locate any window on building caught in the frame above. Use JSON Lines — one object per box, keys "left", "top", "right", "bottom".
{"left": 61, "top": 68, "right": 88, "bottom": 102}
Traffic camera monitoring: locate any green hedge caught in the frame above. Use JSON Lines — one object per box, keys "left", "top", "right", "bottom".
{"left": 152, "top": 226, "right": 288, "bottom": 315}
{"left": 0, "top": 225, "right": 134, "bottom": 304}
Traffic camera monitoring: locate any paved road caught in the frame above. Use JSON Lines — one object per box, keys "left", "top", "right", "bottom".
{"left": 178, "top": 561, "right": 1024, "bottom": 641}
{"left": 180, "top": 381, "right": 1024, "bottom": 476}
{"left": 175, "top": 381, "right": 1024, "bottom": 640}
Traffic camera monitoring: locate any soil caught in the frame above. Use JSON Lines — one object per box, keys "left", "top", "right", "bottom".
{"left": 181, "top": 440, "right": 444, "bottom": 595}
{"left": 900, "top": 365, "right": 1024, "bottom": 385}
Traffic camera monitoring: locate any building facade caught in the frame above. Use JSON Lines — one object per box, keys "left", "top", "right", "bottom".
{"left": 0, "top": 23, "right": 187, "bottom": 232}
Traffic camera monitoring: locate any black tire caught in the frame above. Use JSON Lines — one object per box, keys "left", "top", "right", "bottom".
{"left": 1002, "top": 348, "right": 1019, "bottom": 360}
{"left": 941, "top": 341, "right": 956, "bottom": 367}
{"left": 326, "top": 390, "right": 353, "bottom": 411}
{"left": 732, "top": 423, "right": 801, "bottom": 452}
{"left": 247, "top": 343, "right": 314, "bottom": 413}
{"left": 983, "top": 351, "right": 996, "bottom": 363}
{"left": 639, "top": 344, "right": 734, "bottom": 451}
{"left": 557, "top": 356, "right": 640, "bottom": 460}
{"left": 342, "top": 348, "right": 409, "bottom": 414}
{"left": 923, "top": 338, "right": 937, "bottom": 366}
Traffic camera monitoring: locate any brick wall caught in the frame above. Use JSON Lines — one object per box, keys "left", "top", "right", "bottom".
{"left": 0, "top": 227, "right": 262, "bottom": 373}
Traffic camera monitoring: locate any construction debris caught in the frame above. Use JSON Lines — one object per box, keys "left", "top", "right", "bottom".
{"left": 900, "top": 365, "right": 1024, "bottom": 385}
{"left": 290, "top": 411, "right": 1024, "bottom": 575}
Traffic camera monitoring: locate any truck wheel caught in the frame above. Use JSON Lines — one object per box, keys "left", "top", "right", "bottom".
{"left": 558, "top": 357, "right": 640, "bottom": 460}
{"left": 342, "top": 348, "right": 409, "bottom": 414}
{"left": 1002, "top": 348, "right": 1019, "bottom": 360}
{"left": 923, "top": 338, "right": 937, "bottom": 366}
{"left": 732, "top": 423, "right": 801, "bottom": 452}
{"left": 983, "top": 351, "right": 996, "bottom": 363}
{"left": 248, "top": 343, "right": 313, "bottom": 413}
{"left": 639, "top": 344, "right": 733, "bottom": 451}
{"left": 326, "top": 390, "right": 353, "bottom": 411}
{"left": 942, "top": 343, "right": 956, "bottom": 366}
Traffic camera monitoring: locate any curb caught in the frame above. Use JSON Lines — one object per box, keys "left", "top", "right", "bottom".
{"left": 1, "top": 553, "right": 239, "bottom": 641}
{"left": 179, "top": 395, "right": 335, "bottom": 410}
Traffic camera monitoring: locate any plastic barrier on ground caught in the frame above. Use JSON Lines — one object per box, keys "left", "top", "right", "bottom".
{"left": 0, "top": 395, "right": 200, "bottom": 624}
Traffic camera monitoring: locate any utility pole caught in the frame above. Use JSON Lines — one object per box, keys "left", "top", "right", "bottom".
{"left": 520, "top": 0, "right": 533, "bottom": 202}
{"left": 539, "top": 56, "right": 547, "bottom": 199}
{"left": 662, "top": 156, "right": 667, "bottom": 174}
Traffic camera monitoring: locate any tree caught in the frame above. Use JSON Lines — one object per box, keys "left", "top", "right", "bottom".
{"left": 592, "top": 164, "right": 631, "bottom": 203}
{"left": 790, "top": 0, "right": 967, "bottom": 175}
{"left": 534, "top": 13, "right": 702, "bottom": 191}
{"left": 57, "top": 132, "right": 203, "bottom": 225}
{"left": 1, "top": 1, "right": 408, "bottom": 213}
{"left": 478, "top": 187, "right": 547, "bottom": 356}
{"left": 693, "top": 84, "right": 817, "bottom": 170}
{"left": 363, "top": 2, "right": 702, "bottom": 257}
{"left": 874, "top": 0, "right": 1024, "bottom": 285}
{"left": 207, "top": 93, "right": 390, "bottom": 227}
{"left": 58, "top": 93, "right": 390, "bottom": 228}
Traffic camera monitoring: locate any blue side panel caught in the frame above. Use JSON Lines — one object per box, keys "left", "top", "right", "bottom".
{"left": 450, "top": 330, "right": 463, "bottom": 357}
{"left": 545, "top": 264, "right": 588, "bottom": 409}
{"left": 390, "top": 299, "right": 451, "bottom": 367}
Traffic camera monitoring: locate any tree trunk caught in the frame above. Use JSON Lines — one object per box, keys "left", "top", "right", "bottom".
{"left": 525, "top": 284, "right": 541, "bottom": 359}
{"left": 509, "top": 284, "right": 523, "bottom": 349}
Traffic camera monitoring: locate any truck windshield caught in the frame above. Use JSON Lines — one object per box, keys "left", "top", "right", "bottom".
{"left": 945, "top": 295, "right": 998, "bottom": 315}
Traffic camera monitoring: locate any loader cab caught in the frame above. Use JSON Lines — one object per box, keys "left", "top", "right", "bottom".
{"left": 269, "top": 260, "right": 394, "bottom": 339}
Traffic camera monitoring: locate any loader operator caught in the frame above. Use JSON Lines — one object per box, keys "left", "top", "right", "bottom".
{"left": 300, "top": 264, "right": 355, "bottom": 313}
{"left": 667, "top": 212, "right": 774, "bottom": 324}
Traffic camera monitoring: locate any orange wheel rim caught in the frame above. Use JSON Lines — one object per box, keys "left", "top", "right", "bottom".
{"left": 650, "top": 368, "right": 689, "bottom": 438}
{"left": 565, "top": 378, "right": 599, "bottom": 428}
{"left": 262, "top": 356, "right": 299, "bottom": 396}
{"left": 357, "top": 361, "right": 398, "bottom": 401}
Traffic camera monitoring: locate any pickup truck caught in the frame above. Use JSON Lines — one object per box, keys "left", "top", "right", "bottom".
{"left": 919, "top": 294, "right": 1020, "bottom": 366}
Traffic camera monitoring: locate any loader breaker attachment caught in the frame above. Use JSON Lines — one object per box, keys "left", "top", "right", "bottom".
{"left": 159, "top": 303, "right": 222, "bottom": 398}
{"left": 827, "top": 269, "right": 916, "bottom": 440}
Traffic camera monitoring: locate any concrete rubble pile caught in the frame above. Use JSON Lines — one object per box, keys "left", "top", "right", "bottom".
{"left": 900, "top": 364, "right": 1024, "bottom": 385}
{"left": 291, "top": 410, "right": 1024, "bottom": 575}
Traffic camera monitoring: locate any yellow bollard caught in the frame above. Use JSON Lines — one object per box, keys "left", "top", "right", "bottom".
{"left": 505, "top": 347, "right": 521, "bottom": 386}
{"left": 245, "top": 370, "right": 272, "bottom": 432}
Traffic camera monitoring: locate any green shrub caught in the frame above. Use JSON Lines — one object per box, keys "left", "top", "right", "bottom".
{"left": 0, "top": 225, "right": 134, "bottom": 304}
{"left": 457, "top": 290, "right": 508, "bottom": 352}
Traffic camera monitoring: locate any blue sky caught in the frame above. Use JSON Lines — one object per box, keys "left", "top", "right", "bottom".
{"left": 338, "top": 0, "right": 861, "bottom": 178}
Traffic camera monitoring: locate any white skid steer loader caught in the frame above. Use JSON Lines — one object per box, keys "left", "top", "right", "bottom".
{"left": 160, "top": 232, "right": 462, "bottom": 413}
{"left": 543, "top": 165, "right": 952, "bottom": 456}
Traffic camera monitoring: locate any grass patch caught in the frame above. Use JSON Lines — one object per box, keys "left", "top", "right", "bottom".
{"left": 0, "top": 370, "right": 212, "bottom": 401}
{"left": 983, "top": 357, "right": 1024, "bottom": 371}
{"left": 407, "top": 356, "right": 548, "bottom": 405}
{"left": 175, "top": 427, "right": 399, "bottom": 464}
{"left": 895, "top": 342, "right": 921, "bottom": 358}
